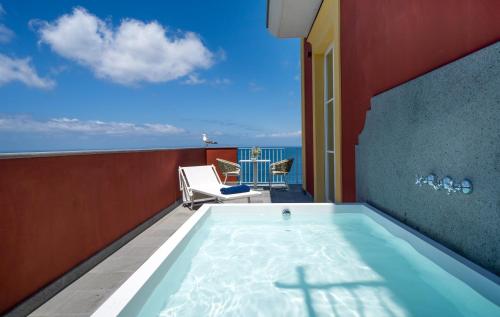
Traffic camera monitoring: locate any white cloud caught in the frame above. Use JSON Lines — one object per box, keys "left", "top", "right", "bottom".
{"left": 0, "top": 6, "right": 51, "bottom": 88}
{"left": 0, "top": 115, "right": 185, "bottom": 135}
{"left": 213, "top": 78, "right": 231, "bottom": 85}
{"left": 49, "top": 64, "right": 69, "bottom": 75}
{"left": 0, "top": 54, "right": 55, "bottom": 89}
{"left": 0, "top": 4, "right": 14, "bottom": 43}
{"left": 183, "top": 73, "right": 206, "bottom": 85}
{"left": 0, "top": 24, "right": 13, "bottom": 43}
{"left": 215, "top": 48, "right": 226, "bottom": 61}
{"left": 142, "top": 123, "right": 184, "bottom": 134}
{"left": 183, "top": 75, "right": 231, "bottom": 86}
{"left": 256, "top": 130, "right": 301, "bottom": 138}
{"left": 32, "top": 7, "right": 215, "bottom": 85}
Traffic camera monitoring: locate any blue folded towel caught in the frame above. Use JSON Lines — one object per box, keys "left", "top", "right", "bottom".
{"left": 220, "top": 184, "right": 251, "bottom": 195}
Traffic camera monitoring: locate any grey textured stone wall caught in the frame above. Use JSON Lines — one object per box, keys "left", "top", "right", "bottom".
{"left": 356, "top": 42, "right": 500, "bottom": 275}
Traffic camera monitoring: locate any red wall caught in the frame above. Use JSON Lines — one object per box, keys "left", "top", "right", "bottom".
{"left": 0, "top": 149, "right": 207, "bottom": 314}
{"left": 340, "top": 0, "right": 500, "bottom": 201}
{"left": 303, "top": 41, "right": 314, "bottom": 195}
{"left": 206, "top": 147, "right": 239, "bottom": 182}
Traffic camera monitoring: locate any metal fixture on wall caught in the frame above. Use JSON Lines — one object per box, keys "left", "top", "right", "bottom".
{"left": 415, "top": 174, "right": 473, "bottom": 194}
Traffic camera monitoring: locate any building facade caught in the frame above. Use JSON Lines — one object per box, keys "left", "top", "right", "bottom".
{"left": 268, "top": 0, "right": 500, "bottom": 202}
{"left": 267, "top": 0, "right": 500, "bottom": 274}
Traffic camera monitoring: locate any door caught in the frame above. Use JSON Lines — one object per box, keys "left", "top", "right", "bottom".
{"left": 324, "top": 48, "right": 335, "bottom": 202}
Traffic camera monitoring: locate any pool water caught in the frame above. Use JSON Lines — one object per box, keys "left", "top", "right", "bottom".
{"left": 122, "top": 209, "right": 499, "bottom": 317}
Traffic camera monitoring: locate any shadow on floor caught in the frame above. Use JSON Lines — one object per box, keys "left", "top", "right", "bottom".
{"left": 269, "top": 184, "right": 312, "bottom": 203}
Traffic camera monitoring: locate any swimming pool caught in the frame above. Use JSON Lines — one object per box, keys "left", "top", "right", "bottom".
{"left": 92, "top": 203, "right": 499, "bottom": 316}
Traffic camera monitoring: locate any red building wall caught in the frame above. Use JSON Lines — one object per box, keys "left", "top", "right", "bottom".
{"left": 0, "top": 148, "right": 237, "bottom": 314}
{"left": 303, "top": 41, "right": 315, "bottom": 196}
{"left": 340, "top": 0, "right": 500, "bottom": 201}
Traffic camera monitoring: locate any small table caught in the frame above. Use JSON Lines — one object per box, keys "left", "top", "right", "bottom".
{"left": 239, "top": 159, "right": 271, "bottom": 189}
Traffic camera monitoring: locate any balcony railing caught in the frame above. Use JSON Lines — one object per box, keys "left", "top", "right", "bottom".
{"left": 237, "top": 147, "right": 302, "bottom": 186}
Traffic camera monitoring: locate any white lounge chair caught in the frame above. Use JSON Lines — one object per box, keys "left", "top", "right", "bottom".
{"left": 179, "top": 165, "right": 261, "bottom": 209}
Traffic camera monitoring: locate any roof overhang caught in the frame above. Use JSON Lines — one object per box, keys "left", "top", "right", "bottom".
{"left": 266, "top": 0, "right": 323, "bottom": 38}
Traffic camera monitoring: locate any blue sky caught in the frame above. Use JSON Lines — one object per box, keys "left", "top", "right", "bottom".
{"left": 0, "top": 0, "right": 301, "bottom": 152}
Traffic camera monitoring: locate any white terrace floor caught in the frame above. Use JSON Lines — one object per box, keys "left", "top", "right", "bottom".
{"left": 29, "top": 186, "right": 311, "bottom": 317}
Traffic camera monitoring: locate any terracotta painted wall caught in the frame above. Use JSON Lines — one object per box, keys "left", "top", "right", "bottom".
{"left": 0, "top": 149, "right": 205, "bottom": 314}
{"left": 303, "top": 41, "right": 315, "bottom": 196}
{"left": 206, "top": 147, "right": 239, "bottom": 182}
{"left": 340, "top": 0, "right": 500, "bottom": 201}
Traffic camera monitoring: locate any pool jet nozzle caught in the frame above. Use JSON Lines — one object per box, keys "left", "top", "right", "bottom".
{"left": 282, "top": 208, "right": 291, "bottom": 219}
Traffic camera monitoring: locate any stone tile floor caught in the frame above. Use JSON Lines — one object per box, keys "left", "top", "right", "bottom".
{"left": 29, "top": 186, "right": 311, "bottom": 316}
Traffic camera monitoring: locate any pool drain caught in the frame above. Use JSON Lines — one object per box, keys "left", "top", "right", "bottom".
{"left": 282, "top": 208, "right": 291, "bottom": 219}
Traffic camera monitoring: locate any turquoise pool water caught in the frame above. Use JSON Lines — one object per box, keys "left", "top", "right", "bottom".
{"left": 122, "top": 209, "right": 499, "bottom": 317}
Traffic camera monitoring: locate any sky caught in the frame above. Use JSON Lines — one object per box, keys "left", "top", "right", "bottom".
{"left": 0, "top": 0, "right": 301, "bottom": 152}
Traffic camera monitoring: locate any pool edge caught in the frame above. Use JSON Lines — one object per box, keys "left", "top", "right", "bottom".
{"left": 91, "top": 203, "right": 499, "bottom": 316}
{"left": 361, "top": 203, "right": 500, "bottom": 304}
{"left": 90, "top": 204, "right": 211, "bottom": 317}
